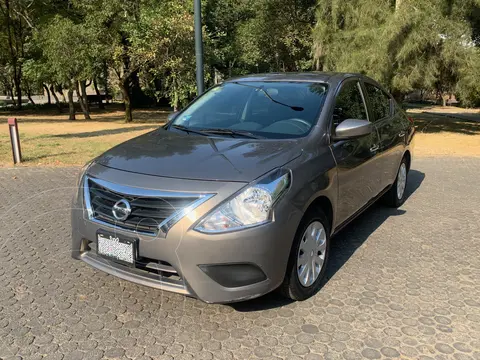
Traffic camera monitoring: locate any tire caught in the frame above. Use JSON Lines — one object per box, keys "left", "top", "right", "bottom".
{"left": 383, "top": 156, "right": 409, "bottom": 208}
{"left": 280, "top": 208, "right": 330, "bottom": 301}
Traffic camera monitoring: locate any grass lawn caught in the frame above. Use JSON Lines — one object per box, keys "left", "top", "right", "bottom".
{"left": 0, "top": 104, "right": 479, "bottom": 167}
{"left": 0, "top": 106, "right": 168, "bottom": 167}
{"left": 408, "top": 109, "right": 480, "bottom": 157}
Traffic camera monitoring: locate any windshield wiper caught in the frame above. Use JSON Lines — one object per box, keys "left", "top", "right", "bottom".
{"left": 171, "top": 124, "right": 261, "bottom": 139}
{"left": 199, "top": 128, "right": 264, "bottom": 139}
{"left": 232, "top": 82, "right": 304, "bottom": 111}
{"left": 171, "top": 124, "right": 209, "bottom": 136}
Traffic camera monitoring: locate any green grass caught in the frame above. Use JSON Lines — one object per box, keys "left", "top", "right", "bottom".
{"left": 1, "top": 105, "right": 479, "bottom": 166}
{"left": 0, "top": 105, "right": 167, "bottom": 166}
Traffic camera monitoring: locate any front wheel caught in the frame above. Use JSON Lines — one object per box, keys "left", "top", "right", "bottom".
{"left": 280, "top": 209, "right": 330, "bottom": 301}
{"left": 383, "top": 156, "right": 409, "bottom": 208}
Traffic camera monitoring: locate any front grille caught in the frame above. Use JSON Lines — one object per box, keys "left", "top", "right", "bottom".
{"left": 87, "top": 178, "right": 202, "bottom": 235}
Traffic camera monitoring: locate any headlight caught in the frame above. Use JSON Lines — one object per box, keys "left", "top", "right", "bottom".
{"left": 195, "top": 169, "right": 291, "bottom": 233}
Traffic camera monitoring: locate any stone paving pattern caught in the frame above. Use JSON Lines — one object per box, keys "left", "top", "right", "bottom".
{"left": 0, "top": 157, "right": 479, "bottom": 360}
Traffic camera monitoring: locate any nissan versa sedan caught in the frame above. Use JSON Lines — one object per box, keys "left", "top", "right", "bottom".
{"left": 71, "top": 72, "right": 415, "bottom": 303}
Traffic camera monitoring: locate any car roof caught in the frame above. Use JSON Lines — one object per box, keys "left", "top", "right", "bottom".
{"left": 225, "top": 72, "right": 369, "bottom": 86}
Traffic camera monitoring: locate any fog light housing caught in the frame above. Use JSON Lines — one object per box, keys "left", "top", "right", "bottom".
{"left": 199, "top": 263, "right": 267, "bottom": 288}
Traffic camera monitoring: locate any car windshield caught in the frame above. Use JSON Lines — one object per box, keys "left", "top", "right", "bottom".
{"left": 170, "top": 81, "right": 329, "bottom": 139}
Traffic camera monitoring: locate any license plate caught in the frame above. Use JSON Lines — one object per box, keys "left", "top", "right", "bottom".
{"left": 97, "top": 231, "right": 137, "bottom": 266}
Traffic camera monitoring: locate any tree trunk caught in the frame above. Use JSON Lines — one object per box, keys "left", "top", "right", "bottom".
{"left": 43, "top": 84, "right": 51, "bottom": 105}
{"left": 103, "top": 62, "right": 110, "bottom": 104}
{"left": 119, "top": 80, "right": 133, "bottom": 123}
{"left": 26, "top": 87, "right": 34, "bottom": 105}
{"left": 57, "top": 85, "right": 67, "bottom": 102}
{"left": 8, "top": 87, "right": 16, "bottom": 107}
{"left": 395, "top": 0, "right": 402, "bottom": 11}
{"left": 391, "top": 89, "right": 403, "bottom": 102}
{"left": 75, "top": 81, "right": 91, "bottom": 119}
{"left": 105, "top": 84, "right": 110, "bottom": 104}
{"left": 5, "top": 0, "right": 22, "bottom": 110}
{"left": 93, "top": 78, "right": 105, "bottom": 109}
{"left": 50, "top": 85, "right": 62, "bottom": 112}
{"left": 14, "top": 76, "right": 22, "bottom": 110}
{"left": 68, "top": 88, "right": 75, "bottom": 120}
{"left": 80, "top": 80, "right": 90, "bottom": 113}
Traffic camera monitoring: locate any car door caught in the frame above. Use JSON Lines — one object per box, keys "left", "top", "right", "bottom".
{"left": 363, "top": 82, "right": 405, "bottom": 189}
{"left": 329, "top": 80, "right": 382, "bottom": 227}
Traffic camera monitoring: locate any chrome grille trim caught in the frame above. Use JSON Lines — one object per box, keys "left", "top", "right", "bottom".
{"left": 83, "top": 175, "right": 214, "bottom": 237}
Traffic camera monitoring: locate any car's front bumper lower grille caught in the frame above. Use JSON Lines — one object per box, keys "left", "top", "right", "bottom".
{"left": 82, "top": 240, "right": 191, "bottom": 295}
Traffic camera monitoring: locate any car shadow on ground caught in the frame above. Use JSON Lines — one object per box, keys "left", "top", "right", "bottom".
{"left": 231, "top": 169, "right": 426, "bottom": 312}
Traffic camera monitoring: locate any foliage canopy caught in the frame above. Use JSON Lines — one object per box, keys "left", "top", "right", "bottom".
{"left": 0, "top": 0, "right": 479, "bottom": 120}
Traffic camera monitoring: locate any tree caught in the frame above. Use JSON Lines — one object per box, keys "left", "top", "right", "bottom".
{"left": 457, "top": 0, "right": 480, "bottom": 107}
{"left": 72, "top": 0, "right": 205, "bottom": 119}
{"left": 0, "top": 0, "right": 29, "bottom": 109}
{"left": 71, "top": 0, "right": 148, "bottom": 122}
{"left": 22, "top": 56, "right": 54, "bottom": 107}
{"left": 457, "top": 48, "right": 480, "bottom": 107}
{"left": 204, "top": 0, "right": 255, "bottom": 77}
{"left": 237, "top": 0, "right": 317, "bottom": 72}
{"left": 2, "top": 0, "right": 478, "bottom": 115}
{"left": 37, "top": 16, "right": 98, "bottom": 119}
{"left": 128, "top": 0, "right": 200, "bottom": 110}
{"left": 204, "top": 0, "right": 316, "bottom": 76}
{"left": 313, "top": 0, "right": 480, "bottom": 103}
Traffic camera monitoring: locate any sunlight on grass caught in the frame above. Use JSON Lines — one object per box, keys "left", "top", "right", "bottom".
{"left": 1, "top": 106, "right": 479, "bottom": 167}
{"left": 0, "top": 107, "right": 166, "bottom": 167}
{"left": 407, "top": 112, "right": 480, "bottom": 157}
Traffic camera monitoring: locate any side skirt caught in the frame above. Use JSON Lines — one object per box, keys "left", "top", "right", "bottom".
{"left": 331, "top": 184, "right": 392, "bottom": 237}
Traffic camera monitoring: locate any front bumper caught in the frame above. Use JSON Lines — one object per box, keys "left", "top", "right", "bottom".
{"left": 71, "top": 165, "right": 302, "bottom": 303}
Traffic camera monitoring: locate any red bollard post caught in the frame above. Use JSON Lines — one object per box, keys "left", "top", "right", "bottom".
{"left": 8, "top": 118, "right": 22, "bottom": 164}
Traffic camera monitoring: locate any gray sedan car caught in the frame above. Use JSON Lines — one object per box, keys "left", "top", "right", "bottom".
{"left": 71, "top": 72, "right": 415, "bottom": 303}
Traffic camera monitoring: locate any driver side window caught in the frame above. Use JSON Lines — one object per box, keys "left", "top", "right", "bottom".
{"left": 333, "top": 81, "right": 368, "bottom": 128}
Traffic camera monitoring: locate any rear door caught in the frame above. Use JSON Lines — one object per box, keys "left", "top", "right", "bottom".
{"left": 362, "top": 82, "right": 405, "bottom": 190}
{"left": 330, "top": 80, "right": 382, "bottom": 226}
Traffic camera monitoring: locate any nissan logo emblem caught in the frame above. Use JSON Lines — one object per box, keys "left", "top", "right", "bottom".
{"left": 112, "top": 199, "right": 132, "bottom": 221}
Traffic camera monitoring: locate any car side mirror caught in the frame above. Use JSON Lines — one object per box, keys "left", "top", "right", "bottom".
{"left": 167, "top": 111, "right": 179, "bottom": 122}
{"left": 333, "top": 119, "right": 373, "bottom": 141}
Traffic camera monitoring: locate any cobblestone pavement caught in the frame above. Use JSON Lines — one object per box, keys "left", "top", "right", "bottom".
{"left": 0, "top": 157, "right": 479, "bottom": 360}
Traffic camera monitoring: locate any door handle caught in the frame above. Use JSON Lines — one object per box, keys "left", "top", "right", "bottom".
{"left": 398, "top": 132, "right": 406, "bottom": 138}
{"left": 370, "top": 144, "right": 379, "bottom": 153}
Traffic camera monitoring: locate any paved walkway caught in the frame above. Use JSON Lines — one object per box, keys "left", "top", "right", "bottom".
{"left": 0, "top": 158, "right": 479, "bottom": 360}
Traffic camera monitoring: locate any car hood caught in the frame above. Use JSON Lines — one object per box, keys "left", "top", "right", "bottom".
{"left": 94, "top": 128, "right": 304, "bottom": 182}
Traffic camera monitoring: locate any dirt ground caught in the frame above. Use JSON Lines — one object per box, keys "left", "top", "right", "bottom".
{"left": 409, "top": 111, "right": 480, "bottom": 157}
{"left": 0, "top": 105, "right": 479, "bottom": 167}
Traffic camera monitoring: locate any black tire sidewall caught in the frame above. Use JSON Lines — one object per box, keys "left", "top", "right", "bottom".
{"left": 283, "top": 209, "right": 331, "bottom": 300}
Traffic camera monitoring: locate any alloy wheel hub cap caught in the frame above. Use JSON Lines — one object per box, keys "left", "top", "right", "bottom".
{"left": 397, "top": 163, "right": 407, "bottom": 200}
{"left": 297, "top": 221, "right": 327, "bottom": 287}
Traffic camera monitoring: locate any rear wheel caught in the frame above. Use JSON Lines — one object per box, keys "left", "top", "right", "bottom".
{"left": 280, "top": 209, "right": 330, "bottom": 301}
{"left": 383, "top": 156, "right": 409, "bottom": 208}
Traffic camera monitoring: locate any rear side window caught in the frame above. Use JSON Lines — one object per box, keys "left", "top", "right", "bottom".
{"left": 333, "top": 81, "right": 368, "bottom": 127}
{"left": 364, "top": 83, "right": 391, "bottom": 121}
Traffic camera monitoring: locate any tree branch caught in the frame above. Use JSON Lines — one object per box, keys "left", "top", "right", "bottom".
{"left": 12, "top": 7, "right": 34, "bottom": 29}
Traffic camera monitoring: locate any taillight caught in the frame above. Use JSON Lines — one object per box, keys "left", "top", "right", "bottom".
{"left": 408, "top": 116, "right": 414, "bottom": 124}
